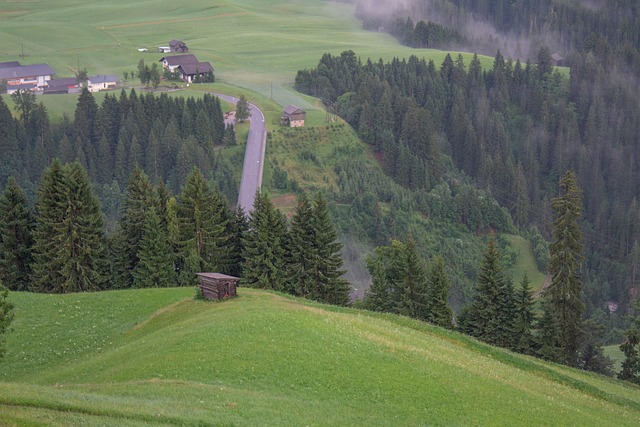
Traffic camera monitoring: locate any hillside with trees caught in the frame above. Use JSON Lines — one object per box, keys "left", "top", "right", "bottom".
{"left": 295, "top": 41, "right": 640, "bottom": 328}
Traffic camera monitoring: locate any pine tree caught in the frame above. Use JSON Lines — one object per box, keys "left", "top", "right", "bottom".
{"left": 242, "top": 191, "right": 288, "bottom": 291}
{"left": 395, "top": 239, "right": 426, "bottom": 318}
{"left": 31, "top": 159, "right": 67, "bottom": 292}
{"left": 0, "top": 177, "right": 34, "bottom": 291}
{"left": 118, "top": 167, "right": 158, "bottom": 287}
{"left": 164, "top": 196, "right": 181, "bottom": 286}
{"left": 580, "top": 318, "right": 613, "bottom": 376}
{"left": 311, "top": 192, "right": 350, "bottom": 305}
{"left": 424, "top": 256, "right": 453, "bottom": 328}
{"left": 288, "top": 192, "right": 316, "bottom": 297}
{"left": 32, "top": 161, "right": 107, "bottom": 293}
{"left": 364, "top": 255, "right": 392, "bottom": 312}
{"left": 513, "top": 273, "right": 536, "bottom": 355}
{"left": 462, "top": 240, "right": 514, "bottom": 347}
{"left": 0, "top": 278, "right": 14, "bottom": 359}
{"left": 227, "top": 206, "right": 248, "bottom": 278}
{"left": 177, "top": 168, "right": 230, "bottom": 274}
{"left": 618, "top": 329, "right": 640, "bottom": 383}
{"left": 133, "top": 208, "right": 175, "bottom": 288}
{"left": 536, "top": 299, "right": 563, "bottom": 363}
{"left": 547, "top": 170, "right": 585, "bottom": 366}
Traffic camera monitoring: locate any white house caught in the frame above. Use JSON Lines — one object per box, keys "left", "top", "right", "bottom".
{"left": 0, "top": 62, "right": 54, "bottom": 91}
{"left": 87, "top": 75, "right": 118, "bottom": 92}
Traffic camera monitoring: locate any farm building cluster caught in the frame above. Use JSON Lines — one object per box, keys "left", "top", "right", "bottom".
{"left": 0, "top": 61, "right": 118, "bottom": 94}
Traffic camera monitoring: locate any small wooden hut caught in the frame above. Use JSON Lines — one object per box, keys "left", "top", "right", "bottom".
{"left": 196, "top": 273, "right": 239, "bottom": 301}
{"left": 281, "top": 105, "right": 306, "bottom": 127}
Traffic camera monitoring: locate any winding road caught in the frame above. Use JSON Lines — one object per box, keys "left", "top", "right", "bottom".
{"left": 214, "top": 94, "right": 267, "bottom": 213}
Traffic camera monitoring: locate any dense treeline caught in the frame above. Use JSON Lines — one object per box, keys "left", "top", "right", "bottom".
{"left": 1, "top": 88, "right": 238, "bottom": 225}
{"left": 0, "top": 159, "right": 350, "bottom": 306}
{"left": 295, "top": 45, "right": 640, "bottom": 320}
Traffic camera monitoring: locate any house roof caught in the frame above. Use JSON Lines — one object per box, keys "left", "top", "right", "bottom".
{"left": 46, "top": 77, "right": 78, "bottom": 88}
{"left": 196, "top": 273, "right": 240, "bottom": 280}
{"left": 169, "top": 39, "right": 184, "bottom": 47}
{"left": 160, "top": 54, "right": 199, "bottom": 66}
{"left": 6, "top": 83, "right": 37, "bottom": 92}
{"left": 0, "top": 61, "right": 21, "bottom": 69}
{"left": 88, "top": 75, "right": 118, "bottom": 84}
{"left": 178, "top": 62, "right": 214, "bottom": 75}
{"left": 283, "top": 105, "right": 305, "bottom": 115}
{"left": 0, "top": 63, "right": 54, "bottom": 80}
{"left": 551, "top": 53, "right": 564, "bottom": 62}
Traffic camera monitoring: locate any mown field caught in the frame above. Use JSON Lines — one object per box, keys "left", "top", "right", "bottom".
{"left": 0, "top": 0, "right": 496, "bottom": 112}
{"left": 0, "top": 288, "right": 639, "bottom": 426}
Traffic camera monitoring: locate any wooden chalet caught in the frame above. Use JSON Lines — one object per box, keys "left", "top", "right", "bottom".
{"left": 196, "top": 273, "right": 239, "bottom": 301}
{"left": 169, "top": 39, "right": 189, "bottom": 53}
{"left": 159, "top": 54, "right": 214, "bottom": 83}
{"left": 281, "top": 105, "right": 306, "bottom": 127}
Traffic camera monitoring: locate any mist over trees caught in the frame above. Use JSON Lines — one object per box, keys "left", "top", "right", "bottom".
{"left": 354, "top": 0, "right": 640, "bottom": 64}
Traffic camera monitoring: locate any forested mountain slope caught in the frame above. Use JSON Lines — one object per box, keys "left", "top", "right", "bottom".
{"left": 296, "top": 35, "right": 640, "bottom": 320}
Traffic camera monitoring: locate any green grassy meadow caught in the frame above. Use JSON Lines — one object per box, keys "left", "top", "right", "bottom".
{"left": 505, "top": 235, "right": 548, "bottom": 293}
{"left": 1, "top": 288, "right": 639, "bottom": 426}
{"left": 0, "top": 0, "right": 495, "bottom": 113}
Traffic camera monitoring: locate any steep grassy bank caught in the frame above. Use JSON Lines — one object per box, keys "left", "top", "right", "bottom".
{"left": 1, "top": 288, "right": 639, "bottom": 426}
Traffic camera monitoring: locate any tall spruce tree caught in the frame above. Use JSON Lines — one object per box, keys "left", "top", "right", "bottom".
{"left": 579, "top": 318, "right": 613, "bottom": 376}
{"left": 364, "top": 255, "right": 392, "bottom": 312}
{"left": 32, "top": 161, "right": 106, "bottom": 293}
{"left": 31, "top": 159, "right": 68, "bottom": 292}
{"left": 242, "top": 191, "right": 288, "bottom": 291}
{"left": 0, "top": 278, "right": 14, "bottom": 359}
{"left": 288, "top": 192, "right": 316, "bottom": 297}
{"left": 117, "top": 167, "right": 158, "bottom": 287}
{"left": 396, "top": 239, "right": 427, "bottom": 318}
{"left": 536, "top": 299, "right": 563, "bottom": 363}
{"left": 227, "top": 206, "right": 248, "bottom": 278}
{"left": 424, "top": 256, "right": 453, "bottom": 328}
{"left": 513, "top": 273, "right": 536, "bottom": 355}
{"left": 177, "top": 168, "right": 230, "bottom": 276}
{"left": 133, "top": 208, "right": 175, "bottom": 288}
{"left": 311, "top": 192, "right": 350, "bottom": 305}
{"left": 547, "top": 170, "right": 584, "bottom": 366}
{"left": 0, "top": 177, "right": 34, "bottom": 291}
{"left": 364, "top": 240, "right": 407, "bottom": 312}
{"left": 462, "top": 240, "right": 514, "bottom": 347}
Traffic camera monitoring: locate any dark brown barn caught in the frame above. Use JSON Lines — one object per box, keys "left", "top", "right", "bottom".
{"left": 281, "top": 105, "right": 306, "bottom": 127}
{"left": 196, "top": 273, "right": 239, "bottom": 301}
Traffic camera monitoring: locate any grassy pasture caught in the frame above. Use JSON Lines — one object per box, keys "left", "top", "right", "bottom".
{"left": 1, "top": 288, "right": 639, "bottom": 426}
{"left": 505, "top": 235, "right": 547, "bottom": 293}
{"left": 0, "top": 0, "right": 495, "bottom": 111}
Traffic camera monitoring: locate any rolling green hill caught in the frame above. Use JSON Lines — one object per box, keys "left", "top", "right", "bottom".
{"left": 1, "top": 288, "right": 639, "bottom": 426}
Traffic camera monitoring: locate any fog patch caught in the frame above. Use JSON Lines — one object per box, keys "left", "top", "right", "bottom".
{"left": 354, "top": 0, "right": 566, "bottom": 61}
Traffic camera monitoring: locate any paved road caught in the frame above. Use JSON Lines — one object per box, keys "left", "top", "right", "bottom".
{"left": 214, "top": 93, "right": 267, "bottom": 213}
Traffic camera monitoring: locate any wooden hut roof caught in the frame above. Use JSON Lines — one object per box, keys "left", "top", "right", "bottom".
{"left": 196, "top": 272, "right": 240, "bottom": 280}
